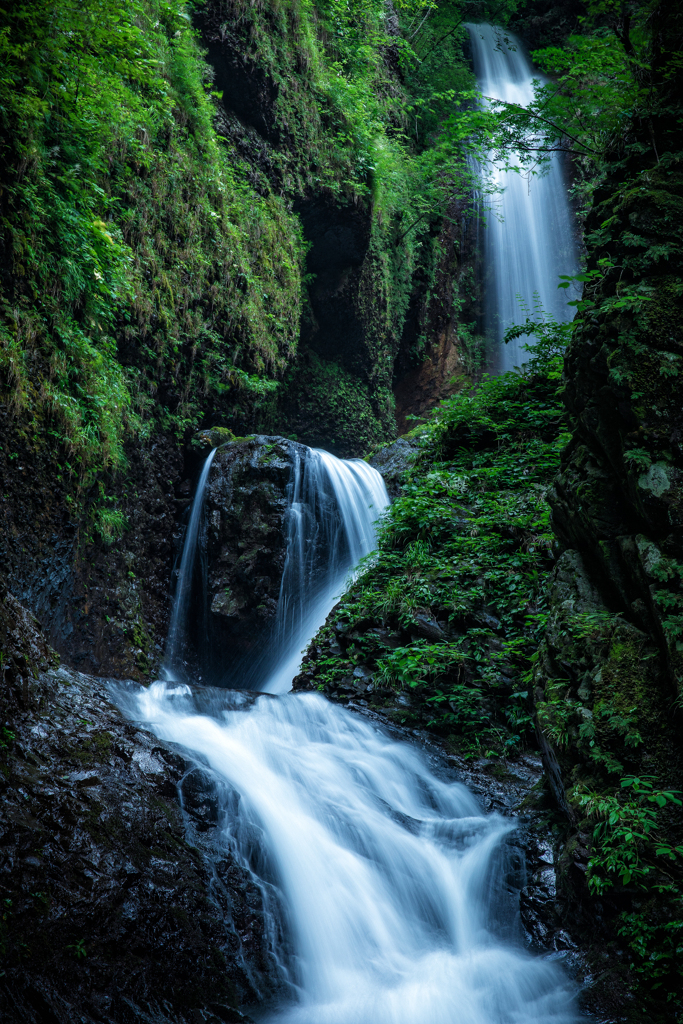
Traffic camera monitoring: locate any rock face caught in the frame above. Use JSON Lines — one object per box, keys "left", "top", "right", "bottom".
{"left": 194, "top": 436, "right": 307, "bottom": 686}
{"left": 0, "top": 417, "right": 184, "bottom": 682}
{"left": 540, "top": 150, "right": 683, "bottom": 806}
{"left": 530, "top": 35, "right": 683, "bottom": 1018}
{"left": 368, "top": 436, "right": 420, "bottom": 498}
{"left": 0, "top": 591, "right": 271, "bottom": 1023}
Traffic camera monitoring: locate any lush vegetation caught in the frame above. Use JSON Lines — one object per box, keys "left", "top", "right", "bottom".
{"left": 0, "top": 0, "right": 306, "bottom": 497}
{"left": 0, "top": 0, "right": 509, "bottom": 526}
{"left": 299, "top": 317, "right": 569, "bottom": 754}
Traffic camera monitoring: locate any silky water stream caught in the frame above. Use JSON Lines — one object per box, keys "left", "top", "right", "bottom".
{"left": 115, "top": 443, "right": 579, "bottom": 1023}
{"left": 115, "top": 24, "right": 582, "bottom": 1022}
{"left": 467, "top": 23, "right": 579, "bottom": 372}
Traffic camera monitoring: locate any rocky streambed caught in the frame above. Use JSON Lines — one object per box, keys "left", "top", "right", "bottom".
{"left": 1, "top": 585, "right": 597, "bottom": 1023}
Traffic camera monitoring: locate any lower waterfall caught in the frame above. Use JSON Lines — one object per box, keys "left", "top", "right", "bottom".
{"left": 126, "top": 685, "right": 577, "bottom": 1024}
{"left": 116, "top": 444, "right": 579, "bottom": 1023}
{"left": 253, "top": 449, "right": 390, "bottom": 696}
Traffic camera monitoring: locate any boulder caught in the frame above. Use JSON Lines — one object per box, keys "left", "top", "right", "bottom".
{"left": 199, "top": 436, "right": 309, "bottom": 686}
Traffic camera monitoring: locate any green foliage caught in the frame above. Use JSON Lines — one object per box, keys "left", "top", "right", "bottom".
{"left": 0, "top": 0, "right": 304, "bottom": 505}
{"left": 577, "top": 775, "right": 683, "bottom": 893}
{"left": 376, "top": 639, "right": 464, "bottom": 687}
{"left": 617, "top": 896, "right": 683, "bottom": 1007}
{"left": 93, "top": 507, "right": 127, "bottom": 545}
{"left": 279, "top": 353, "right": 393, "bottom": 455}
{"left": 304, "top": 311, "right": 569, "bottom": 754}
{"left": 0, "top": 0, "right": 501, "bottom": 523}
{"left": 0, "top": 727, "right": 15, "bottom": 750}
{"left": 572, "top": 770, "right": 683, "bottom": 1008}
{"left": 66, "top": 937, "right": 87, "bottom": 959}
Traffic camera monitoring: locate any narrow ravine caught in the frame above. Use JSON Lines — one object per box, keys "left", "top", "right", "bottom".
{"left": 2, "top": 3, "right": 681, "bottom": 1022}
{"left": 116, "top": 24, "right": 584, "bottom": 1023}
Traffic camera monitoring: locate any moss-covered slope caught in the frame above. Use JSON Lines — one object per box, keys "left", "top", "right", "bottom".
{"left": 295, "top": 326, "right": 568, "bottom": 757}
{"left": 0, "top": 0, "right": 483, "bottom": 672}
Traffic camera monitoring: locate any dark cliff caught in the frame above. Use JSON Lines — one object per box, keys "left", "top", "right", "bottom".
{"left": 529, "top": 6, "right": 683, "bottom": 1014}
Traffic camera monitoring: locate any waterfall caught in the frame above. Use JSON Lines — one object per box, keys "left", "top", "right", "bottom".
{"left": 163, "top": 447, "right": 216, "bottom": 681}
{"left": 118, "top": 25, "right": 582, "bottom": 1023}
{"left": 467, "top": 23, "right": 579, "bottom": 372}
{"left": 260, "top": 450, "right": 389, "bottom": 695}
{"left": 165, "top": 443, "right": 389, "bottom": 691}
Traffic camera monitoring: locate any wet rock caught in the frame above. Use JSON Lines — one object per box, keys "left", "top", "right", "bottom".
{"left": 0, "top": 417, "right": 183, "bottom": 682}
{"left": 352, "top": 665, "right": 374, "bottom": 682}
{"left": 368, "top": 437, "right": 420, "bottom": 498}
{"left": 0, "top": 591, "right": 270, "bottom": 1024}
{"left": 198, "top": 435, "right": 308, "bottom": 684}
{"left": 413, "top": 613, "right": 445, "bottom": 641}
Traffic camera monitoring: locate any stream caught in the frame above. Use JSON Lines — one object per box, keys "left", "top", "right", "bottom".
{"left": 467, "top": 23, "right": 578, "bottom": 372}
{"left": 118, "top": 23, "right": 581, "bottom": 1024}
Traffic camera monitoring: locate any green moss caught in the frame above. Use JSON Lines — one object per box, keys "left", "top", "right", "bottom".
{"left": 71, "top": 730, "right": 113, "bottom": 764}
{"left": 302, "top": 319, "right": 569, "bottom": 754}
{"left": 279, "top": 352, "right": 394, "bottom": 455}
{"left": 0, "top": 0, "right": 305, "bottom": 511}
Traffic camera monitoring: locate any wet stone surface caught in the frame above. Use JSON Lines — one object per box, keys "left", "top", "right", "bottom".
{"left": 0, "top": 662, "right": 276, "bottom": 1024}
{"left": 197, "top": 436, "right": 308, "bottom": 685}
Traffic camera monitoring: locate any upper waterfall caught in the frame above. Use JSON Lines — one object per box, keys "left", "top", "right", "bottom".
{"left": 467, "top": 23, "right": 579, "bottom": 372}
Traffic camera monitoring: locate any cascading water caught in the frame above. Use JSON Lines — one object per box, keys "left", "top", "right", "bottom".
{"left": 163, "top": 447, "right": 216, "bottom": 681}
{"left": 117, "top": 25, "right": 582, "bottom": 1023}
{"left": 259, "top": 449, "right": 390, "bottom": 694}
{"left": 467, "top": 23, "right": 579, "bottom": 372}
{"left": 162, "top": 443, "right": 387, "bottom": 690}
{"left": 121, "top": 685, "right": 579, "bottom": 1023}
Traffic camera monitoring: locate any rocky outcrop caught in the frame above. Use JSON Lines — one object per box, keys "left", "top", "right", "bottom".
{"left": 189, "top": 436, "right": 305, "bottom": 685}
{"left": 530, "top": 21, "right": 683, "bottom": 1016}
{"left": 368, "top": 436, "right": 420, "bottom": 498}
{"left": 537, "top": 87, "right": 683, "bottom": 812}
{"left": 392, "top": 202, "right": 480, "bottom": 433}
{"left": 0, "top": 591, "right": 270, "bottom": 1024}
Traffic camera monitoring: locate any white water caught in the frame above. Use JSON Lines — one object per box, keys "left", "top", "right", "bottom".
{"left": 123, "top": 25, "right": 582, "bottom": 1022}
{"left": 126, "top": 685, "right": 578, "bottom": 1024}
{"left": 263, "top": 449, "right": 389, "bottom": 694}
{"left": 124, "top": 446, "right": 580, "bottom": 1022}
{"left": 163, "top": 446, "right": 216, "bottom": 681}
{"left": 467, "top": 24, "right": 579, "bottom": 372}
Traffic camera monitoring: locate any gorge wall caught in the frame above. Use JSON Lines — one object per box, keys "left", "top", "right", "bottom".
{"left": 0, "top": 0, "right": 476, "bottom": 680}
{"left": 2, "top": 1, "right": 683, "bottom": 1022}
